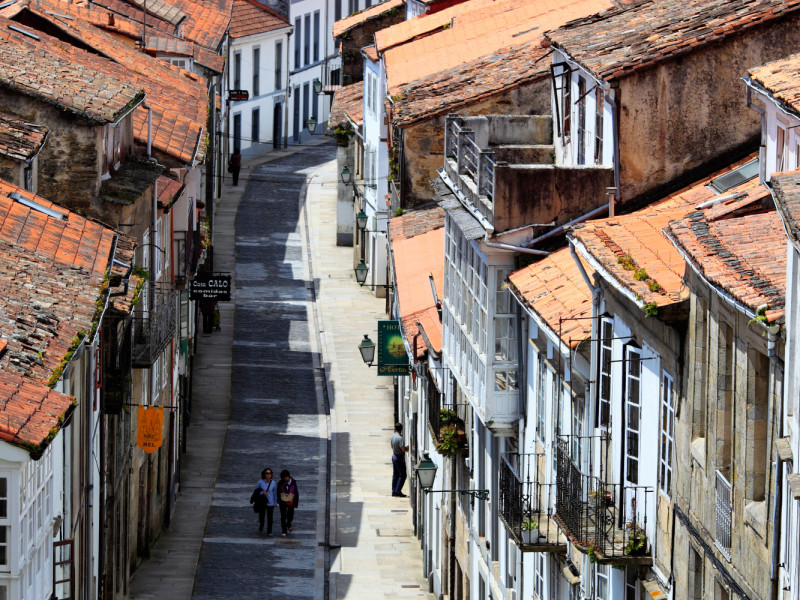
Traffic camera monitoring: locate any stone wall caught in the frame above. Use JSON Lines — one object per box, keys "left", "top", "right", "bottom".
{"left": 0, "top": 91, "right": 101, "bottom": 214}
{"left": 672, "top": 271, "right": 784, "bottom": 600}
{"left": 399, "top": 78, "right": 552, "bottom": 208}
{"left": 616, "top": 13, "right": 800, "bottom": 208}
{"left": 340, "top": 9, "right": 405, "bottom": 85}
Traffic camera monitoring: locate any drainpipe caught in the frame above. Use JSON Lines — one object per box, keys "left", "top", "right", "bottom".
{"left": 569, "top": 240, "right": 597, "bottom": 298}
{"left": 142, "top": 102, "right": 153, "bottom": 158}
{"left": 483, "top": 235, "right": 549, "bottom": 256}
{"left": 768, "top": 322, "right": 783, "bottom": 600}
{"left": 606, "top": 85, "right": 622, "bottom": 206}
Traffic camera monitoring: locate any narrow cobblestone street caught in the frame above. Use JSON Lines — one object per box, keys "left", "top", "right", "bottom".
{"left": 130, "top": 140, "right": 432, "bottom": 599}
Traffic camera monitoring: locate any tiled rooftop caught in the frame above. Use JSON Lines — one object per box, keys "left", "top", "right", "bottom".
{"left": 329, "top": 81, "right": 363, "bottom": 128}
{"left": 0, "top": 372, "right": 74, "bottom": 451}
{"left": 144, "top": 35, "right": 194, "bottom": 56}
{"left": 391, "top": 40, "right": 549, "bottom": 127}
{"left": 770, "top": 169, "right": 800, "bottom": 248}
{"left": 157, "top": 174, "right": 184, "bottom": 207}
{"left": 0, "top": 112, "right": 48, "bottom": 161}
{"left": 749, "top": 53, "right": 800, "bottom": 117}
{"left": 0, "top": 181, "right": 115, "bottom": 387}
{"left": 18, "top": 3, "right": 209, "bottom": 163}
{"left": 383, "top": 0, "right": 611, "bottom": 88}
{"left": 390, "top": 210, "right": 445, "bottom": 358}
{"left": 547, "top": 0, "right": 800, "bottom": 82}
{"left": 388, "top": 204, "right": 445, "bottom": 242}
{"left": 665, "top": 209, "right": 786, "bottom": 323}
{"left": 569, "top": 157, "right": 769, "bottom": 308}
{"left": 0, "top": 18, "right": 143, "bottom": 123}
{"left": 333, "top": 0, "right": 404, "bottom": 38}
{"left": 229, "top": 0, "right": 288, "bottom": 39}
{"left": 127, "top": 0, "right": 186, "bottom": 27}
{"left": 507, "top": 248, "right": 595, "bottom": 348}
{"left": 193, "top": 44, "right": 225, "bottom": 73}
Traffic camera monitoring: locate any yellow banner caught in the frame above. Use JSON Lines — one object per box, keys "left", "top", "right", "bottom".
{"left": 137, "top": 406, "right": 164, "bottom": 453}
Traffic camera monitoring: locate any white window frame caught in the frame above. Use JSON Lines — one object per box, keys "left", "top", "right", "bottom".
{"left": 537, "top": 354, "right": 547, "bottom": 442}
{"left": 596, "top": 563, "right": 610, "bottom": 600}
{"left": 534, "top": 553, "right": 545, "bottom": 599}
{"left": 625, "top": 345, "right": 642, "bottom": 485}
{"left": 598, "top": 318, "right": 613, "bottom": 429}
{"left": 659, "top": 371, "right": 675, "bottom": 498}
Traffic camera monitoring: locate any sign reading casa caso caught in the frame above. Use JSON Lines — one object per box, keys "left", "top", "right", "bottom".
{"left": 189, "top": 273, "right": 231, "bottom": 301}
{"left": 377, "top": 320, "right": 409, "bottom": 376}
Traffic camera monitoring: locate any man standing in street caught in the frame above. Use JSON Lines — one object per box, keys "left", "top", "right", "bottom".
{"left": 391, "top": 423, "right": 408, "bottom": 497}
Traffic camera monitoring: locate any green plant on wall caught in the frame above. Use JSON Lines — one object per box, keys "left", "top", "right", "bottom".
{"left": 437, "top": 425, "right": 463, "bottom": 455}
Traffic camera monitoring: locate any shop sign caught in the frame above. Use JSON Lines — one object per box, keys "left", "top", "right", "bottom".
{"left": 377, "top": 320, "right": 409, "bottom": 376}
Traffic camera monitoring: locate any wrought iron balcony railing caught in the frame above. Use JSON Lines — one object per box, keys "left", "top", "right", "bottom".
{"left": 132, "top": 286, "right": 177, "bottom": 367}
{"left": 102, "top": 319, "right": 132, "bottom": 414}
{"left": 554, "top": 435, "right": 653, "bottom": 563}
{"left": 499, "top": 453, "right": 564, "bottom": 552}
{"left": 715, "top": 469, "right": 732, "bottom": 560}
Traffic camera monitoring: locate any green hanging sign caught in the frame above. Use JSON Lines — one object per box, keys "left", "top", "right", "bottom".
{"left": 377, "top": 320, "right": 410, "bottom": 376}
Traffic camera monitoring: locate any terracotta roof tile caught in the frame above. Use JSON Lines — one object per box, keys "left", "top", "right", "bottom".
{"left": 0, "top": 372, "right": 73, "bottom": 450}
{"left": 665, "top": 209, "right": 786, "bottom": 322}
{"left": 144, "top": 34, "right": 193, "bottom": 56}
{"left": 333, "top": 0, "right": 404, "bottom": 38}
{"left": 388, "top": 205, "right": 445, "bottom": 241}
{"left": 229, "top": 0, "right": 288, "bottom": 38}
{"left": 126, "top": 0, "right": 185, "bottom": 27}
{"left": 569, "top": 156, "right": 769, "bottom": 308}
{"left": 749, "top": 53, "right": 800, "bottom": 117}
{"left": 383, "top": 0, "right": 611, "bottom": 88}
{"left": 508, "top": 248, "right": 594, "bottom": 348}
{"left": 0, "top": 112, "right": 47, "bottom": 161}
{"left": 770, "top": 169, "right": 800, "bottom": 247}
{"left": 547, "top": 0, "right": 800, "bottom": 82}
{"left": 391, "top": 221, "right": 444, "bottom": 357}
{"left": 391, "top": 40, "right": 550, "bottom": 127}
{"left": 19, "top": 3, "right": 209, "bottom": 162}
{"left": 330, "top": 80, "right": 363, "bottom": 128}
{"left": 0, "top": 18, "right": 143, "bottom": 123}
{"left": 193, "top": 42, "right": 225, "bottom": 72}
{"left": 0, "top": 181, "right": 115, "bottom": 387}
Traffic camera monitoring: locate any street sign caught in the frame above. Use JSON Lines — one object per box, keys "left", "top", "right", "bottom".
{"left": 189, "top": 273, "right": 231, "bottom": 301}
{"left": 229, "top": 89, "right": 249, "bottom": 101}
{"left": 377, "top": 320, "right": 409, "bottom": 376}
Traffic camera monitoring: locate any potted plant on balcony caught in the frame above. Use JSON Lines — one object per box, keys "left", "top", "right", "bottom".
{"left": 625, "top": 526, "right": 648, "bottom": 556}
{"left": 437, "top": 424, "right": 467, "bottom": 455}
{"left": 521, "top": 519, "right": 538, "bottom": 544}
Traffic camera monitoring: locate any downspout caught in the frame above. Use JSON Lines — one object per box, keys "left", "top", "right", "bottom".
{"left": 606, "top": 84, "right": 622, "bottom": 205}
{"left": 483, "top": 235, "right": 549, "bottom": 256}
{"left": 142, "top": 102, "right": 153, "bottom": 158}
{"left": 768, "top": 322, "right": 783, "bottom": 600}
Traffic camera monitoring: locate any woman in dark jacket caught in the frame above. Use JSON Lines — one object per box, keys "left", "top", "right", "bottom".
{"left": 277, "top": 469, "right": 299, "bottom": 537}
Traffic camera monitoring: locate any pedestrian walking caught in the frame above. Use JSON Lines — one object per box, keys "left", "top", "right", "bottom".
{"left": 277, "top": 469, "right": 299, "bottom": 537}
{"left": 390, "top": 423, "right": 408, "bottom": 497}
{"left": 255, "top": 468, "right": 278, "bottom": 534}
{"left": 228, "top": 150, "right": 242, "bottom": 186}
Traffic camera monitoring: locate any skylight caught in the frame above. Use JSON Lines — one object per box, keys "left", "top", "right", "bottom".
{"left": 10, "top": 191, "right": 67, "bottom": 220}
{"left": 709, "top": 158, "right": 759, "bottom": 193}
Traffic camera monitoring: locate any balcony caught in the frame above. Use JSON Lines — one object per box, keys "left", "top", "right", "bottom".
{"left": 443, "top": 114, "right": 614, "bottom": 234}
{"left": 715, "top": 470, "right": 732, "bottom": 560}
{"left": 132, "top": 285, "right": 177, "bottom": 367}
{"left": 554, "top": 436, "right": 653, "bottom": 564}
{"left": 499, "top": 453, "right": 564, "bottom": 552}
{"left": 102, "top": 319, "right": 132, "bottom": 414}
{"left": 173, "top": 228, "right": 199, "bottom": 285}
{"left": 428, "top": 399, "right": 469, "bottom": 456}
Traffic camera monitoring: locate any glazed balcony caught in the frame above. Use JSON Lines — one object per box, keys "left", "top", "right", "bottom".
{"left": 132, "top": 285, "right": 177, "bottom": 368}
{"left": 443, "top": 114, "right": 613, "bottom": 234}
{"left": 499, "top": 453, "right": 564, "bottom": 552}
{"left": 554, "top": 436, "right": 653, "bottom": 564}
{"left": 102, "top": 319, "right": 132, "bottom": 414}
{"left": 173, "top": 227, "right": 200, "bottom": 285}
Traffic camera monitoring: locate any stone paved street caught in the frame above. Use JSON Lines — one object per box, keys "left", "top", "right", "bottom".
{"left": 130, "top": 140, "right": 432, "bottom": 600}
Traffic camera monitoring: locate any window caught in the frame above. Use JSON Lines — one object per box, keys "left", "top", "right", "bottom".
{"left": 534, "top": 553, "right": 545, "bottom": 599}
{"left": 294, "top": 18, "right": 301, "bottom": 69}
{"left": 313, "top": 11, "right": 320, "bottom": 62}
{"left": 0, "top": 478, "right": 6, "bottom": 518}
{"left": 335, "top": 0, "right": 341, "bottom": 21}
{"left": 537, "top": 355, "right": 547, "bottom": 442}
{"left": 577, "top": 76, "right": 586, "bottom": 165}
{"left": 659, "top": 372, "right": 675, "bottom": 497}
{"left": 275, "top": 41, "right": 282, "bottom": 88}
{"left": 251, "top": 108, "right": 260, "bottom": 147}
{"left": 303, "top": 14, "right": 311, "bottom": 66}
{"left": 170, "top": 58, "right": 187, "bottom": 69}
{"left": 598, "top": 318, "right": 612, "bottom": 428}
{"left": 595, "top": 564, "right": 610, "bottom": 600}
{"left": 776, "top": 125, "right": 787, "bottom": 173}
{"left": 594, "top": 87, "right": 604, "bottom": 164}
{"left": 365, "top": 72, "right": 372, "bottom": 115}
{"left": 233, "top": 51, "right": 241, "bottom": 90}
{"left": 252, "top": 47, "right": 260, "bottom": 96}
{"left": 625, "top": 346, "right": 642, "bottom": 484}
{"left": 349, "top": 0, "right": 357, "bottom": 14}
{"left": 561, "top": 68, "right": 571, "bottom": 140}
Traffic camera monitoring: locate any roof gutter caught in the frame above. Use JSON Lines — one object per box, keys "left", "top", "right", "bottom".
{"left": 508, "top": 283, "right": 573, "bottom": 358}
{"left": 27, "top": 127, "right": 50, "bottom": 161}
{"left": 113, "top": 90, "right": 146, "bottom": 125}
{"left": 569, "top": 234, "right": 645, "bottom": 309}
{"left": 743, "top": 77, "right": 800, "bottom": 123}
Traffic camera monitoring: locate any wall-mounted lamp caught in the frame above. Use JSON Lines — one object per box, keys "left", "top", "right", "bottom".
{"left": 313, "top": 78, "right": 323, "bottom": 95}
{"left": 307, "top": 117, "right": 318, "bottom": 134}
{"left": 414, "top": 453, "right": 489, "bottom": 500}
{"left": 353, "top": 260, "right": 393, "bottom": 290}
{"left": 358, "top": 334, "right": 375, "bottom": 366}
